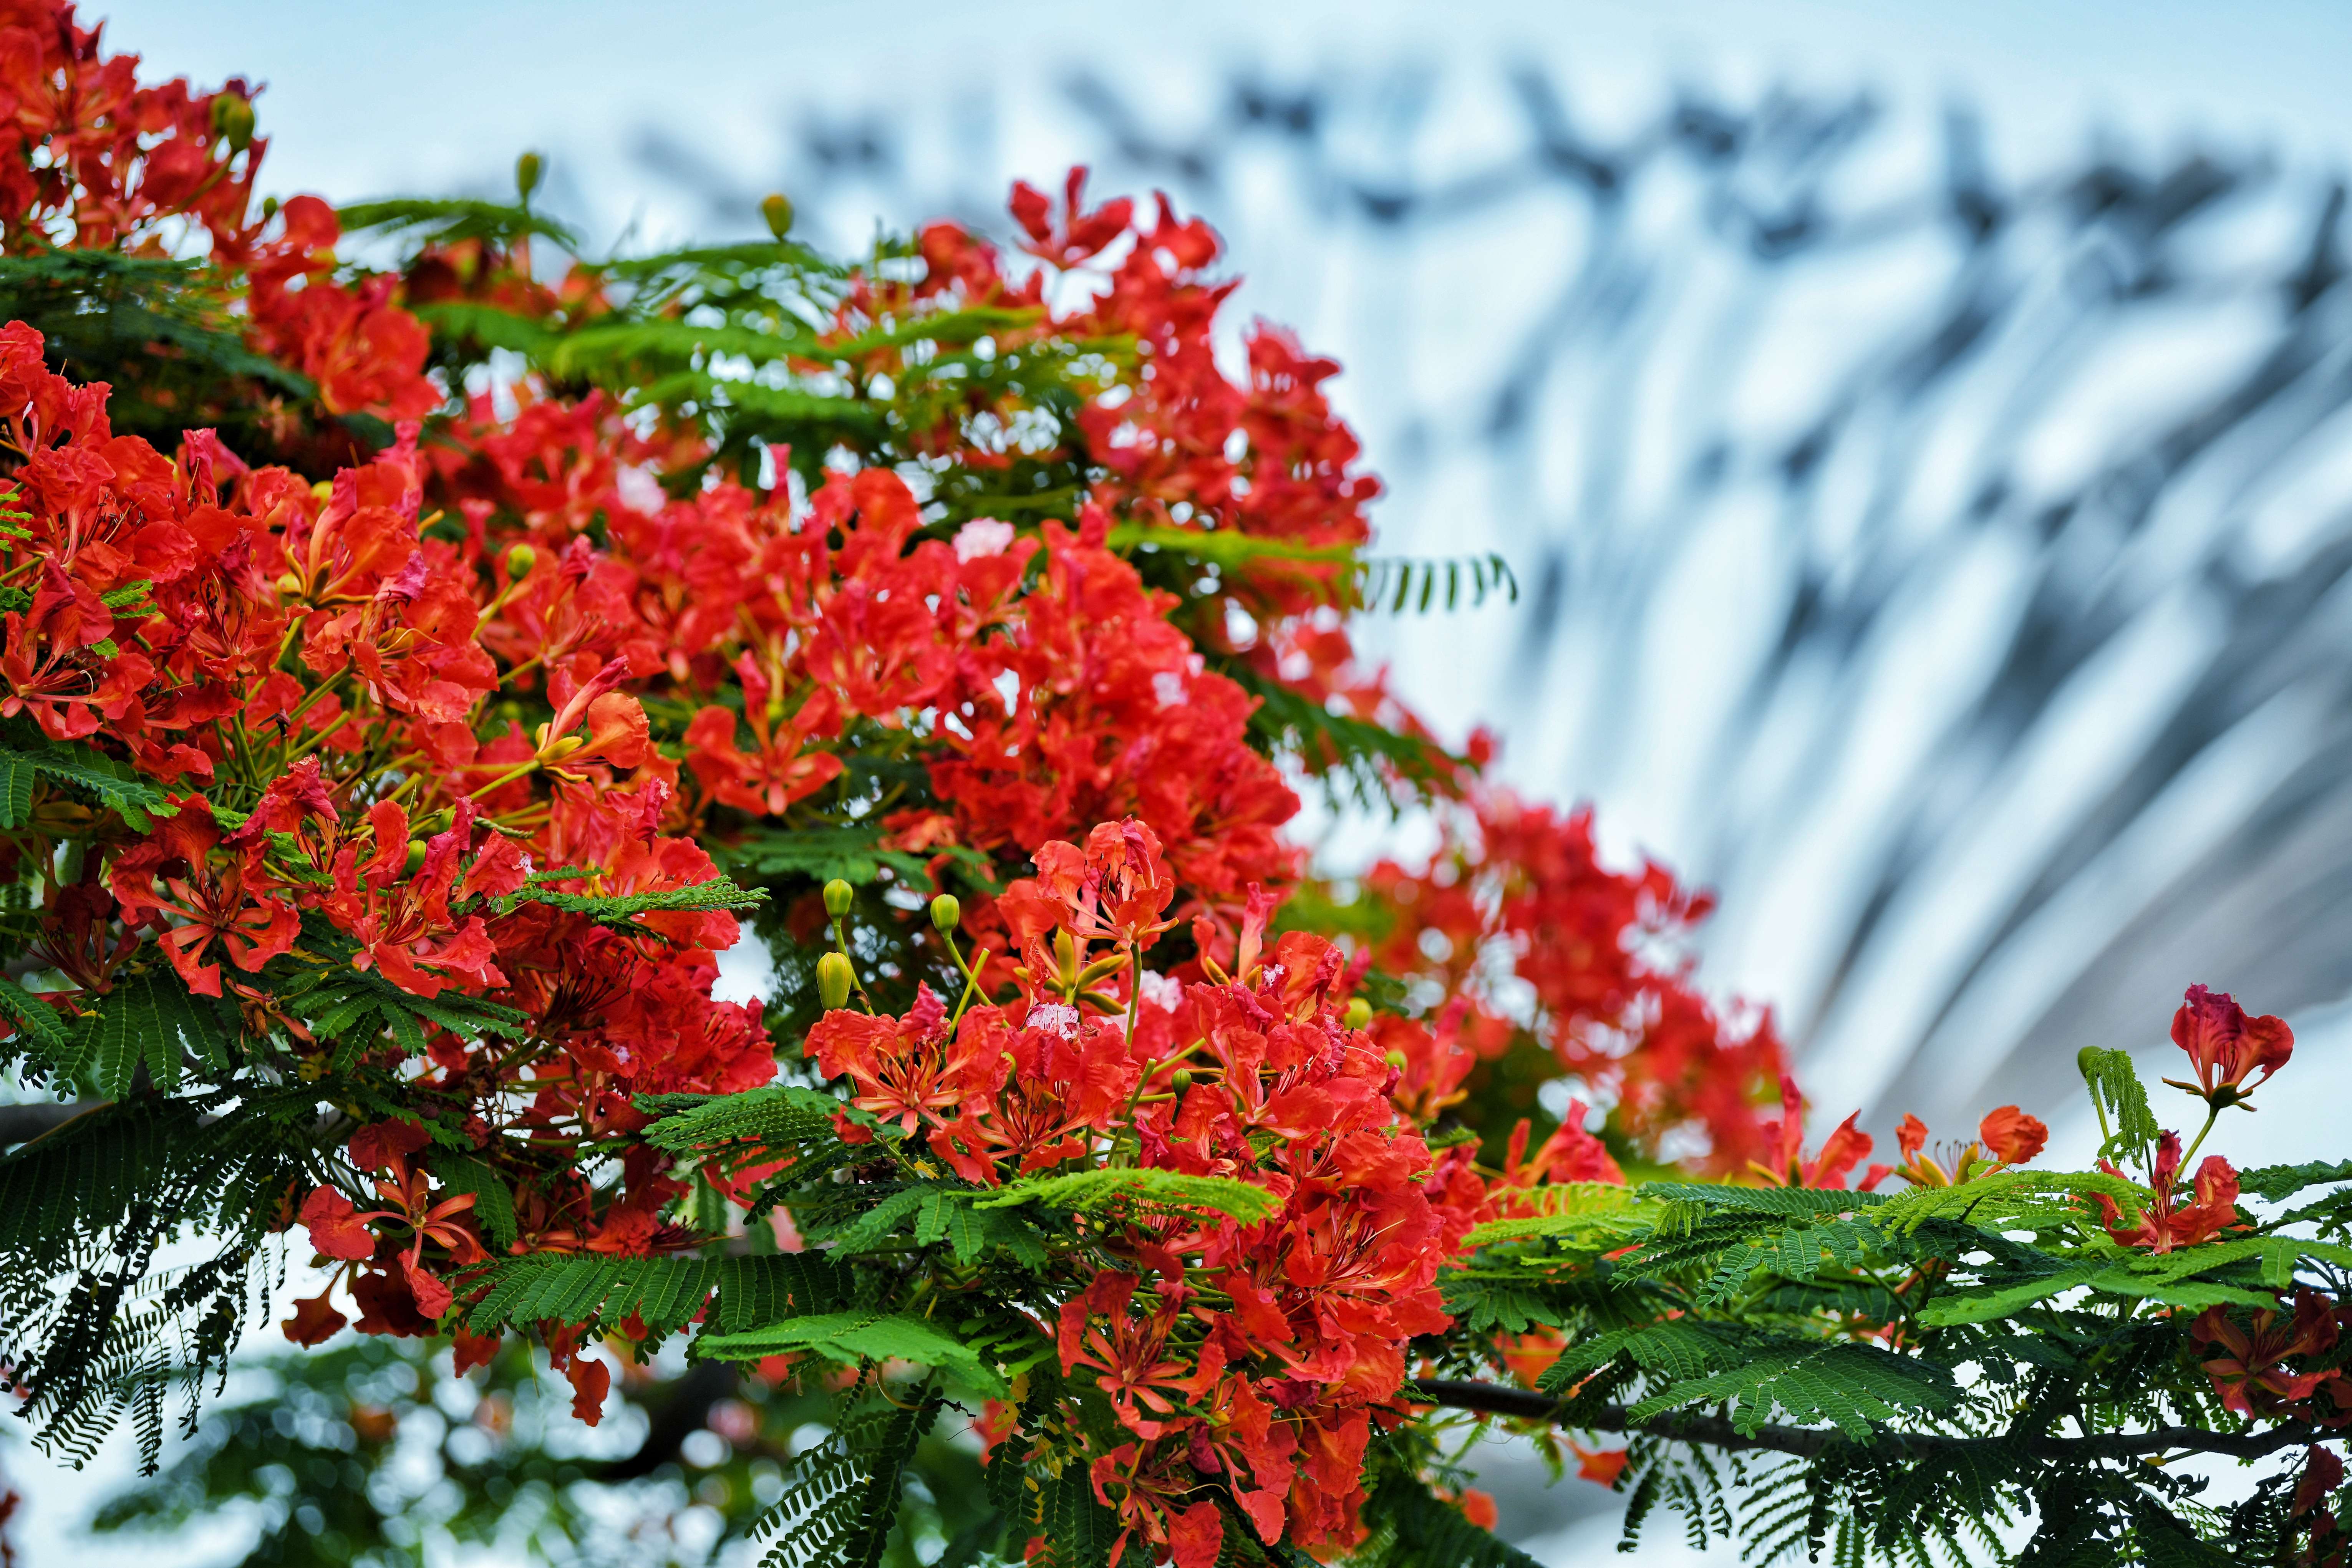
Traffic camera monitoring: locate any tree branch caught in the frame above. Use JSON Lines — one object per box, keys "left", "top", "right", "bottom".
{"left": 1408, "top": 1379, "right": 2321, "bottom": 1464}
{"left": 593, "top": 1360, "right": 740, "bottom": 1482}
{"left": 0, "top": 1099, "right": 102, "bottom": 1146}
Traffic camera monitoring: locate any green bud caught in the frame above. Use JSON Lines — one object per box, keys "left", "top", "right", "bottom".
{"left": 815, "top": 951, "right": 855, "bottom": 1011}
{"left": 515, "top": 151, "right": 545, "bottom": 205}
{"left": 930, "top": 893, "right": 961, "bottom": 934}
{"left": 1170, "top": 1068, "right": 1193, "bottom": 1096}
{"left": 822, "top": 878, "right": 855, "bottom": 920}
{"left": 260, "top": 195, "right": 279, "bottom": 222}
{"left": 1343, "top": 998, "right": 1372, "bottom": 1031}
{"left": 210, "top": 92, "right": 255, "bottom": 154}
{"left": 404, "top": 839, "right": 429, "bottom": 875}
{"left": 2076, "top": 1046, "right": 2103, "bottom": 1084}
{"left": 504, "top": 542, "right": 535, "bottom": 580}
{"left": 760, "top": 192, "right": 794, "bottom": 241}
{"left": 1383, "top": 1048, "right": 1409, "bottom": 1072}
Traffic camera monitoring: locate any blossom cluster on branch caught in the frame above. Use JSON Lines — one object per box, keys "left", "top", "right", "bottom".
{"left": 3, "top": 7, "right": 2349, "bottom": 1567}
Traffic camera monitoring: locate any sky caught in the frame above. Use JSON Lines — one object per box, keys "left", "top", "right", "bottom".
{"left": 15, "top": 3, "right": 2352, "bottom": 1563}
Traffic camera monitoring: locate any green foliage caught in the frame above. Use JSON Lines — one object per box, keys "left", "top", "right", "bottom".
{"left": 2241, "top": 1159, "right": 2352, "bottom": 1202}
{"left": 1217, "top": 656, "right": 1462, "bottom": 811}
{"left": 464, "top": 1252, "right": 856, "bottom": 1342}
{"left": 423, "top": 1151, "right": 520, "bottom": 1250}
{"left": 1017, "top": 1464, "right": 1127, "bottom": 1568}
{"left": 1346, "top": 1451, "right": 1544, "bottom": 1568}
{"left": 492, "top": 871, "right": 767, "bottom": 933}
{"left": 1354, "top": 551, "right": 1519, "bottom": 615}
{"left": 1434, "top": 1169, "right": 2351, "bottom": 1566}
{"left": 0, "top": 718, "right": 179, "bottom": 830}
{"left": 2077, "top": 1046, "right": 2161, "bottom": 1167}
{"left": 709, "top": 823, "right": 939, "bottom": 886}
{"left": 1872, "top": 1170, "right": 2145, "bottom": 1236}
{"left": 65, "top": 965, "right": 239, "bottom": 1094}
{"left": 275, "top": 941, "right": 530, "bottom": 1061}
{"left": 694, "top": 1312, "right": 1004, "bottom": 1395}
{"left": 972, "top": 1165, "right": 1280, "bottom": 1224}
{"left": 0, "top": 1087, "right": 316, "bottom": 1470}
{"left": 0, "top": 250, "right": 317, "bottom": 452}
{"left": 749, "top": 1382, "right": 940, "bottom": 1568}
{"left": 338, "top": 196, "right": 582, "bottom": 251}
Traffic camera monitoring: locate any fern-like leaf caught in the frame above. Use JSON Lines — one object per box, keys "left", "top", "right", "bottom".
{"left": 973, "top": 1165, "right": 1279, "bottom": 1224}
{"left": 751, "top": 1383, "right": 939, "bottom": 1568}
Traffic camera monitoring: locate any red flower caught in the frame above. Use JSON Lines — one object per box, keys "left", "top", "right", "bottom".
{"left": 1573, "top": 1444, "right": 1630, "bottom": 1487}
{"left": 281, "top": 1290, "right": 348, "bottom": 1346}
{"left": 2191, "top": 1293, "right": 2343, "bottom": 1417}
{"left": 323, "top": 801, "right": 509, "bottom": 999}
{"left": 2097, "top": 1133, "right": 2245, "bottom": 1253}
{"left": 109, "top": 806, "right": 300, "bottom": 997}
{"left": 2163, "top": 983, "right": 2293, "bottom": 1111}
{"left": 1751, "top": 1075, "right": 1873, "bottom": 1190}
{"left": 298, "top": 1187, "right": 378, "bottom": 1261}
{"left": 1861, "top": 1105, "right": 2047, "bottom": 1190}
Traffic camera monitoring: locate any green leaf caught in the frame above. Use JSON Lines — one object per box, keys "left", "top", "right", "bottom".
{"left": 0, "top": 725, "right": 175, "bottom": 831}
{"left": 2240, "top": 1159, "right": 2352, "bottom": 1202}
{"left": 0, "top": 973, "right": 75, "bottom": 1070}
{"left": 1624, "top": 1338, "right": 1959, "bottom": 1439}
{"left": 694, "top": 1311, "right": 1003, "bottom": 1394}
{"left": 1354, "top": 551, "right": 1521, "bottom": 614}
{"left": 492, "top": 873, "right": 765, "bottom": 932}
{"left": 426, "top": 1155, "right": 517, "bottom": 1251}
{"left": 1463, "top": 1183, "right": 1653, "bottom": 1249}
{"left": 0, "top": 757, "right": 33, "bottom": 828}
{"left": 709, "top": 823, "right": 937, "bottom": 887}
{"left": 1917, "top": 1262, "right": 2107, "bottom": 1326}
{"left": 751, "top": 1386, "right": 940, "bottom": 1568}
{"left": 2077, "top": 1046, "right": 2160, "bottom": 1166}
{"left": 1873, "top": 1170, "right": 2146, "bottom": 1235}
{"left": 339, "top": 197, "right": 582, "bottom": 250}
{"left": 463, "top": 1253, "right": 851, "bottom": 1341}
{"left": 972, "top": 1166, "right": 1279, "bottom": 1224}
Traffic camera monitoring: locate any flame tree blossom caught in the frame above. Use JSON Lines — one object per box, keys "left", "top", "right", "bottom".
{"left": 6, "top": 10, "right": 2349, "bottom": 1566}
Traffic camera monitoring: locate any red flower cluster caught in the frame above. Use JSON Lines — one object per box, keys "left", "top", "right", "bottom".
{"left": 2092, "top": 984, "right": 2293, "bottom": 1256}
{"left": 1358, "top": 788, "right": 1788, "bottom": 1172}
{"left": 0, "top": 10, "right": 1888, "bottom": 1522}
{"left": 0, "top": 1, "right": 438, "bottom": 448}
{"left": 810, "top": 821, "right": 1449, "bottom": 1564}
{"left": 0, "top": 326, "right": 761, "bottom": 1340}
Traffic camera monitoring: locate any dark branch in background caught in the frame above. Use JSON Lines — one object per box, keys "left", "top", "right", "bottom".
{"left": 1410, "top": 1379, "right": 2321, "bottom": 1464}
{"left": 689, "top": 68, "right": 2352, "bottom": 1139}
{"left": 594, "top": 1359, "right": 740, "bottom": 1482}
{"left": 0, "top": 1100, "right": 98, "bottom": 1146}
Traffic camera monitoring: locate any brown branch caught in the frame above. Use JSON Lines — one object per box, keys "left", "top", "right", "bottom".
{"left": 0, "top": 1099, "right": 102, "bottom": 1146}
{"left": 1408, "top": 1379, "right": 2322, "bottom": 1464}
{"left": 592, "top": 1359, "right": 740, "bottom": 1482}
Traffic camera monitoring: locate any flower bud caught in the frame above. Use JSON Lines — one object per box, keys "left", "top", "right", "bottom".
{"left": 515, "top": 151, "right": 545, "bottom": 205}
{"left": 260, "top": 195, "right": 279, "bottom": 222}
{"left": 822, "top": 878, "right": 855, "bottom": 920}
{"left": 210, "top": 91, "right": 255, "bottom": 154}
{"left": 760, "top": 192, "right": 794, "bottom": 240}
{"left": 930, "top": 893, "right": 961, "bottom": 934}
{"left": 1343, "top": 998, "right": 1372, "bottom": 1031}
{"left": 2076, "top": 1046, "right": 2103, "bottom": 1085}
{"left": 504, "top": 542, "right": 535, "bottom": 580}
{"left": 1171, "top": 1068, "right": 1193, "bottom": 1096}
{"left": 815, "top": 951, "right": 855, "bottom": 1011}
{"left": 404, "top": 839, "right": 429, "bottom": 875}
{"left": 1384, "top": 1048, "right": 1409, "bottom": 1071}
